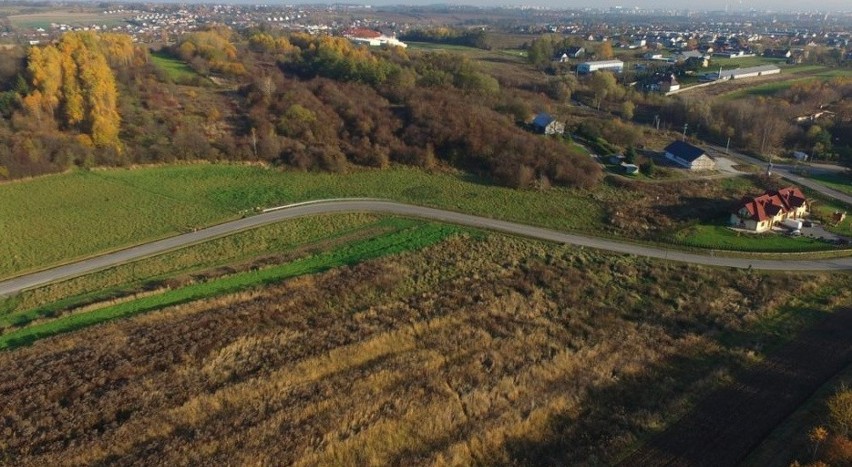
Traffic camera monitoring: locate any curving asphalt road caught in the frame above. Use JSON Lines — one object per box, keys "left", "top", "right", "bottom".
{"left": 705, "top": 144, "right": 852, "bottom": 206}
{"left": 1, "top": 199, "right": 851, "bottom": 297}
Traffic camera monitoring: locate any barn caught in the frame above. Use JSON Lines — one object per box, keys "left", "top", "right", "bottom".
{"left": 663, "top": 141, "right": 716, "bottom": 170}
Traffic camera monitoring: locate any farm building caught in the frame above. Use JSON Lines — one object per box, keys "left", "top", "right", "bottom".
{"left": 730, "top": 187, "right": 809, "bottom": 232}
{"left": 705, "top": 65, "right": 780, "bottom": 81}
{"left": 577, "top": 60, "right": 624, "bottom": 74}
{"left": 532, "top": 113, "right": 565, "bottom": 135}
{"left": 342, "top": 28, "right": 407, "bottom": 48}
{"left": 663, "top": 141, "right": 716, "bottom": 170}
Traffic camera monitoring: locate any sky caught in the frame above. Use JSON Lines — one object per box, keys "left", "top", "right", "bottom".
{"left": 330, "top": 0, "right": 851, "bottom": 11}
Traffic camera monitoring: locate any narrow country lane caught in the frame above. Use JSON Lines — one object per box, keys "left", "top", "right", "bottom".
{"left": 1, "top": 199, "right": 851, "bottom": 297}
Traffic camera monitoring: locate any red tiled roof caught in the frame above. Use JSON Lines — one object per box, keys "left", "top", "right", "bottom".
{"left": 343, "top": 28, "right": 382, "bottom": 39}
{"left": 735, "top": 187, "right": 807, "bottom": 222}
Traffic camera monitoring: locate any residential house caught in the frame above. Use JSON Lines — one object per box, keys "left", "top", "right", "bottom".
{"left": 659, "top": 73, "right": 680, "bottom": 93}
{"left": 730, "top": 187, "right": 809, "bottom": 232}
{"left": 685, "top": 55, "right": 710, "bottom": 68}
{"left": 532, "top": 113, "right": 565, "bottom": 135}
{"left": 673, "top": 50, "right": 704, "bottom": 62}
{"left": 621, "top": 162, "right": 639, "bottom": 175}
{"left": 558, "top": 46, "right": 585, "bottom": 62}
{"left": 663, "top": 141, "right": 716, "bottom": 170}
{"left": 763, "top": 48, "right": 792, "bottom": 59}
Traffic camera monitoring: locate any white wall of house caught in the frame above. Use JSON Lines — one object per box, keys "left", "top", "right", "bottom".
{"left": 545, "top": 121, "right": 565, "bottom": 135}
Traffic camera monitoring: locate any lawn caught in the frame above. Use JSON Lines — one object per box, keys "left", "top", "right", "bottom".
{"left": 149, "top": 50, "right": 204, "bottom": 84}
{"left": 0, "top": 165, "right": 606, "bottom": 280}
{"left": 673, "top": 223, "right": 834, "bottom": 252}
{"left": 0, "top": 218, "right": 459, "bottom": 350}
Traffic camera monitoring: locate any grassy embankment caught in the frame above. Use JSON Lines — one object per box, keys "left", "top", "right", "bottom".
{"left": 807, "top": 172, "right": 852, "bottom": 197}
{"left": 0, "top": 217, "right": 460, "bottom": 350}
{"left": 1, "top": 165, "right": 849, "bottom": 282}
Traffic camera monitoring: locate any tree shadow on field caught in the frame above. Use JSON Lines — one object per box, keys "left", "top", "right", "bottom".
{"left": 501, "top": 307, "right": 852, "bottom": 467}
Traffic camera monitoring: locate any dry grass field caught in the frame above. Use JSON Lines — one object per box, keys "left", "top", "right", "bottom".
{"left": 1, "top": 233, "right": 849, "bottom": 465}
{"left": 6, "top": 11, "right": 129, "bottom": 29}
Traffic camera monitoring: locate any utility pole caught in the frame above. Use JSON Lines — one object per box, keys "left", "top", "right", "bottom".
{"left": 725, "top": 136, "right": 731, "bottom": 155}
{"left": 682, "top": 123, "right": 688, "bottom": 140}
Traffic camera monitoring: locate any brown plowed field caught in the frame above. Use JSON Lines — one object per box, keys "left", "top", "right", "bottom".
{"left": 619, "top": 307, "right": 852, "bottom": 467}
{"left": 0, "top": 234, "right": 848, "bottom": 465}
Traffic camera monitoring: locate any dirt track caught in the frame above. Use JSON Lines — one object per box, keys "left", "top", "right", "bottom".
{"left": 619, "top": 307, "right": 852, "bottom": 466}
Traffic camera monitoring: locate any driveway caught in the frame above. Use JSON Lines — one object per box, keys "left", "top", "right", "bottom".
{"left": 714, "top": 156, "right": 746, "bottom": 175}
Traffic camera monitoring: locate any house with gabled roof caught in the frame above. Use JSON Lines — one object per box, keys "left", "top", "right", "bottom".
{"left": 663, "top": 141, "right": 715, "bottom": 170}
{"left": 558, "top": 46, "right": 585, "bottom": 62}
{"left": 730, "top": 187, "right": 809, "bottom": 232}
{"left": 532, "top": 113, "right": 565, "bottom": 135}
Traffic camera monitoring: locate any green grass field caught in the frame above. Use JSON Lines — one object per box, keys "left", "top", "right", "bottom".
{"left": 2, "top": 164, "right": 847, "bottom": 281}
{"left": 809, "top": 172, "right": 852, "bottom": 196}
{"left": 407, "top": 41, "right": 482, "bottom": 52}
{"left": 714, "top": 56, "right": 786, "bottom": 70}
{"left": 149, "top": 50, "right": 204, "bottom": 84}
{"left": 0, "top": 219, "right": 459, "bottom": 350}
{"left": 0, "top": 165, "right": 606, "bottom": 280}
{"left": 724, "top": 67, "right": 852, "bottom": 99}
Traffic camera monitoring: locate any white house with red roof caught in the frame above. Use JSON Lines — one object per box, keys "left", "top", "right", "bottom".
{"left": 730, "top": 187, "right": 809, "bottom": 232}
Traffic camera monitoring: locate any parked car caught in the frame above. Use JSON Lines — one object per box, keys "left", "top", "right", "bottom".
{"left": 803, "top": 220, "right": 813, "bottom": 228}
{"left": 789, "top": 229, "right": 802, "bottom": 236}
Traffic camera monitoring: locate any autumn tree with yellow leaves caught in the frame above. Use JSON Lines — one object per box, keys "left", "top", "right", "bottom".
{"left": 24, "top": 31, "right": 132, "bottom": 150}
